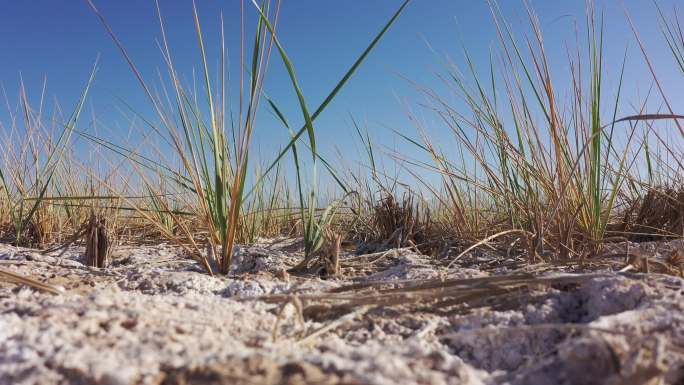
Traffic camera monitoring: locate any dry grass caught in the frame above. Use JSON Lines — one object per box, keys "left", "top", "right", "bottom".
{"left": 257, "top": 272, "right": 606, "bottom": 318}
{"left": 0, "top": 1, "right": 682, "bottom": 273}
{"left": 0, "top": 268, "right": 64, "bottom": 295}
{"left": 623, "top": 186, "right": 684, "bottom": 242}
{"left": 348, "top": 192, "right": 447, "bottom": 257}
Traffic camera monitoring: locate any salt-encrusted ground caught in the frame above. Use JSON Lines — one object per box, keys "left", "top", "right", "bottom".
{"left": 1, "top": 238, "right": 684, "bottom": 385}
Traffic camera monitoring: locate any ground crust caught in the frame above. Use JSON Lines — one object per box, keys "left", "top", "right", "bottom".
{"left": 1, "top": 238, "right": 684, "bottom": 385}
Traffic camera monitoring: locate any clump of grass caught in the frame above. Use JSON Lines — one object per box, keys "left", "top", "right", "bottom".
{"left": 397, "top": 3, "right": 662, "bottom": 261}
{"left": 623, "top": 186, "right": 684, "bottom": 242}
{"left": 250, "top": 0, "right": 410, "bottom": 271}
{"left": 86, "top": 0, "right": 283, "bottom": 274}
{"left": 269, "top": 95, "right": 348, "bottom": 272}
{"left": 0, "top": 69, "right": 96, "bottom": 247}
{"left": 86, "top": 0, "right": 410, "bottom": 275}
{"left": 367, "top": 193, "right": 432, "bottom": 251}
{"left": 340, "top": 118, "right": 437, "bottom": 254}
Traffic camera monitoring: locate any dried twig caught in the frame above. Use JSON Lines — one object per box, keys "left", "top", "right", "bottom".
{"left": 0, "top": 268, "right": 64, "bottom": 295}
{"left": 297, "top": 306, "right": 369, "bottom": 346}
{"left": 85, "top": 211, "right": 113, "bottom": 268}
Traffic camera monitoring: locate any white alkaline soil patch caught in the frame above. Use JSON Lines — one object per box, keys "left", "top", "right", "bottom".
{"left": 1, "top": 240, "right": 684, "bottom": 385}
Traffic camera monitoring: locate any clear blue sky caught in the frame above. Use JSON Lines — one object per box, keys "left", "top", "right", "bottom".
{"left": 1, "top": 1, "right": 682, "bottom": 185}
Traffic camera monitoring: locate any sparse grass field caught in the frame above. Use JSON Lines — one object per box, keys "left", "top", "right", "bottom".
{"left": 2, "top": 1, "right": 684, "bottom": 384}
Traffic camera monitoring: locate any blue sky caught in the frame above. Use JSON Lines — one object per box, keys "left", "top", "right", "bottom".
{"left": 1, "top": 1, "right": 683, "bottom": 185}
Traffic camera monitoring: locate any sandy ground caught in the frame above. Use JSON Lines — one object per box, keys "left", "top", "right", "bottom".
{"left": 1, "top": 238, "right": 684, "bottom": 385}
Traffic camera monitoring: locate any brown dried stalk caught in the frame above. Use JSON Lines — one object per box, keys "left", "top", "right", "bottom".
{"left": 85, "top": 211, "right": 112, "bottom": 268}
